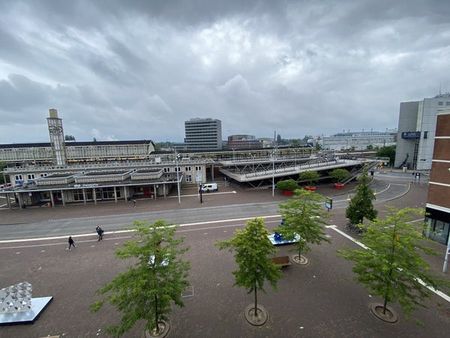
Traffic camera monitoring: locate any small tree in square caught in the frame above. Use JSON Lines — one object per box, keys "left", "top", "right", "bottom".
{"left": 339, "top": 208, "right": 447, "bottom": 323}
{"left": 276, "top": 189, "right": 330, "bottom": 264}
{"left": 346, "top": 169, "right": 377, "bottom": 228}
{"left": 91, "top": 220, "right": 190, "bottom": 337}
{"left": 217, "top": 218, "right": 281, "bottom": 326}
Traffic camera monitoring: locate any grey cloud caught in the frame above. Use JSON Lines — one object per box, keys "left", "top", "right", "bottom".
{"left": 1, "top": 0, "right": 450, "bottom": 143}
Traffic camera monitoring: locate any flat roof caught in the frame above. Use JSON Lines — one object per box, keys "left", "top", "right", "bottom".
{"left": 0, "top": 140, "right": 154, "bottom": 149}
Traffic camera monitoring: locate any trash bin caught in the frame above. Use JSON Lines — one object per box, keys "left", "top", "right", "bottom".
{"left": 402, "top": 166, "right": 407, "bottom": 173}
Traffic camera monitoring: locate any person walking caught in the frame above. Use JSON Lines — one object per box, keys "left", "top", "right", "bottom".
{"left": 96, "top": 226, "right": 104, "bottom": 241}
{"left": 68, "top": 236, "right": 76, "bottom": 251}
{"left": 132, "top": 199, "right": 136, "bottom": 207}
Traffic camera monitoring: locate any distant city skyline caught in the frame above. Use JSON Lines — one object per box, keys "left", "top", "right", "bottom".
{"left": 1, "top": 0, "right": 449, "bottom": 143}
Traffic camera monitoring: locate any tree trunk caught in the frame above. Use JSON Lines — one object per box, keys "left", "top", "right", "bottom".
{"left": 383, "top": 222, "right": 398, "bottom": 315}
{"left": 254, "top": 284, "right": 258, "bottom": 317}
{"left": 154, "top": 294, "right": 159, "bottom": 333}
{"left": 382, "top": 295, "right": 388, "bottom": 315}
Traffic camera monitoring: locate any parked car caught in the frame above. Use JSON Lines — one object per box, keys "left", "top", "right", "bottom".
{"left": 200, "top": 183, "right": 218, "bottom": 192}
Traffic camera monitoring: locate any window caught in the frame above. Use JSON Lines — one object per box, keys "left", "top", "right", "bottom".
{"left": 195, "top": 166, "right": 202, "bottom": 171}
{"left": 186, "top": 174, "right": 192, "bottom": 182}
{"left": 27, "top": 174, "right": 35, "bottom": 180}
{"left": 423, "top": 131, "right": 428, "bottom": 139}
{"left": 438, "top": 101, "right": 443, "bottom": 106}
{"left": 40, "top": 173, "right": 48, "bottom": 177}
{"left": 15, "top": 175, "right": 23, "bottom": 181}
{"left": 185, "top": 166, "right": 191, "bottom": 171}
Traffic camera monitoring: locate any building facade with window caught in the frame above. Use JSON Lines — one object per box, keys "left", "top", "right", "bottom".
{"left": 425, "top": 110, "right": 450, "bottom": 245}
{"left": 320, "top": 131, "right": 396, "bottom": 151}
{"left": 184, "top": 118, "right": 222, "bottom": 151}
{"left": 394, "top": 93, "right": 450, "bottom": 170}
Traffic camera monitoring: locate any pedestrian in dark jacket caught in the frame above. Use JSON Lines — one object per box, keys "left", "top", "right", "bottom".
{"left": 96, "top": 226, "right": 104, "bottom": 241}
{"left": 68, "top": 236, "right": 76, "bottom": 250}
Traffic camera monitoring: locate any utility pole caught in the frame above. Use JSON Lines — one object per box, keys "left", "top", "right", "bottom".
{"left": 175, "top": 151, "right": 181, "bottom": 204}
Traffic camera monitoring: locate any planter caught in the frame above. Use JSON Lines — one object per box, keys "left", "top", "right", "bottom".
{"left": 304, "top": 186, "right": 317, "bottom": 191}
{"left": 244, "top": 304, "right": 268, "bottom": 326}
{"left": 282, "top": 190, "right": 294, "bottom": 196}
{"left": 334, "top": 183, "right": 345, "bottom": 190}
{"left": 369, "top": 303, "right": 398, "bottom": 323}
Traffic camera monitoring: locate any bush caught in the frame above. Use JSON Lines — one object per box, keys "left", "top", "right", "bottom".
{"left": 276, "top": 179, "right": 298, "bottom": 191}
{"left": 330, "top": 168, "right": 350, "bottom": 183}
{"left": 298, "top": 171, "right": 320, "bottom": 186}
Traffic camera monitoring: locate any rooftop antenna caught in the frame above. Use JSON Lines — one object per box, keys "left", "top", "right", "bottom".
{"left": 439, "top": 82, "right": 442, "bottom": 96}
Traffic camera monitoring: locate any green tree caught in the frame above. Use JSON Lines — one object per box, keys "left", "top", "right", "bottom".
{"left": 339, "top": 208, "right": 447, "bottom": 321}
{"left": 330, "top": 168, "right": 350, "bottom": 183}
{"left": 276, "top": 189, "right": 330, "bottom": 264}
{"left": 299, "top": 170, "right": 320, "bottom": 187}
{"left": 346, "top": 169, "right": 377, "bottom": 226}
{"left": 376, "top": 145, "right": 396, "bottom": 166}
{"left": 91, "top": 220, "right": 190, "bottom": 337}
{"left": 276, "top": 179, "right": 298, "bottom": 191}
{"left": 217, "top": 218, "right": 281, "bottom": 325}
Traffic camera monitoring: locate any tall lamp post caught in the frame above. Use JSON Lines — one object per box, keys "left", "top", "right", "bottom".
{"left": 175, "top": 151, "right": 181, "bottom": 204}
{"left": 272, "top": 148, "right": 275, "bottom": 197}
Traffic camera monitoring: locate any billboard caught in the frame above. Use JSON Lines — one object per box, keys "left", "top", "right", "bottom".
{"left": 401, "top": 131, "right": 421, "bottom": 139}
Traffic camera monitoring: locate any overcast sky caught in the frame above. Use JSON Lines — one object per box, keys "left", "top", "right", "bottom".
{"left": 1, "top": 0, "right": 449, "bottom": 144}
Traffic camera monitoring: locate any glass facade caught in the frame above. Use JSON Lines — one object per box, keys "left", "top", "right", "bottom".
{"left": 425, "top": 217, "right": 450, "bottom": 245}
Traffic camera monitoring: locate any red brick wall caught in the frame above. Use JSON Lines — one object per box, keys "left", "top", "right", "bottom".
{"left": 435, "top": 113, "right": 450, "bottom": 136}
{"left": 427, "top": 113, "right": 450, "bottom": 209}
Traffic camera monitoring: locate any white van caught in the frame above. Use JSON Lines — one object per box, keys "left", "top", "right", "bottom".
{"left": 201, "top": 183, "right": 218, "bottom": 192}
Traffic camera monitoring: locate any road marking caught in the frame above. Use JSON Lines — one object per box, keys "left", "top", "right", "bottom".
{"left": 326, "top": 225, "right": 450, "bottom": 303}
{"left": 0, "top": 220, "right": 282, "bottom": 249}
{"left": 0, "top": 215, "right": 282, "bottom": 244}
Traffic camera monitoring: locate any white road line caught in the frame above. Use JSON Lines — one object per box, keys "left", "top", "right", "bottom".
{"left": 0, "top": 214, "right": 282, "bottom": 244}
{"left": 0, "top": 220, "right": 282, "bottom": 250}
{"left": 326, "top": 225, "right": 450, "bottom": 303}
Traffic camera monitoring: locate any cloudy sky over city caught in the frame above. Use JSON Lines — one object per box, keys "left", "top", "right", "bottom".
{"left": 1, "top": 0, "right": 449, "bottom": 143}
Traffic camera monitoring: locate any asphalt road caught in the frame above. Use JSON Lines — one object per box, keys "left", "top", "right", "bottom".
{"left": 0, "top": 177, "right": 410, "bottom": 241}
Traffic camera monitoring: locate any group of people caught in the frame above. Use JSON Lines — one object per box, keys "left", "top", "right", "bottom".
{"left": 67, "top": 225, "right": 105, "bottom": 251}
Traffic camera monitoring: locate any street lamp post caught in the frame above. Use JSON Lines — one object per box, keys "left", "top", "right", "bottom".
{"left": 272, "top": 149, "right": 275, "bottom": 197}
{"left": 175, "top": 151, "right": 181, "bottom": 204}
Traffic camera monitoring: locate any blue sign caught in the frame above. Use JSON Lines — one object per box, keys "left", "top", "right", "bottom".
{"left": 401, "top": 131, "right": 421, "bottom": 139}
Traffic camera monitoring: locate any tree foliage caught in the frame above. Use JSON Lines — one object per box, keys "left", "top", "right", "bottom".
{"left": 276, "top": 179, "right": 298, "bottom": 191}
{"left": 330, "top": 168, "right": 350, "bottom": 183}
{"left": 339, "top": 208, "right": 448, "bottom": 317}
{"left": 345, "top": 169, "right": 377, "bottom": 225}
{"left": 376, "top": 145, "right": 396, "bottom": 166}
{"left": 91, "top": 220, "right": 190, "bottom": 337}
{"left": 299, "top": 170, "right": 320, "bottom": 186}
{"left": 276, "top": 189, "right": 330, "bottom": 259}
{"left": 217, "top": 218, "right": 281, "bottom": 316}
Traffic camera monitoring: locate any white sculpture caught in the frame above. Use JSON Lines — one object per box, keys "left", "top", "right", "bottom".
{"left": 0, "top": 282, "right": 32, "bottom": 314}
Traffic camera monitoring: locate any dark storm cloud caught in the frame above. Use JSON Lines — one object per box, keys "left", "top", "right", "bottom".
{"left": 1, "top": 0, "right": 450, "bottom": 143}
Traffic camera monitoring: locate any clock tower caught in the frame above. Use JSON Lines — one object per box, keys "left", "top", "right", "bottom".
{"left": 47, "top": 108, "right": 67, "bottom": 166}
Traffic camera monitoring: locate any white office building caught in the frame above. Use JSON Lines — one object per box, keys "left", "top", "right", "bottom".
{"left": 321, "top": 131, "right": 396, "bottom": 151}
{"left": 184, "top": 118, "right": 222, "bottom": 151}
{"left": 394, "top": 93, "right": 450, "bottom": 170}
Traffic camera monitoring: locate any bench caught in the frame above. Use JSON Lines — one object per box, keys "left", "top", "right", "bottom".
{"left": 271, "top": 256, "right": 291, "bottom": 268}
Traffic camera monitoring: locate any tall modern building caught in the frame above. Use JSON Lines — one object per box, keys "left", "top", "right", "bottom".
{"left": 425, "top": 110, "right": 450, "bottom": 244}
{"left": 395, "top": 93, "right": 450, "bottom": 170}
{"left": 184, "top": 118, "right": 222, "bottom": 151}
